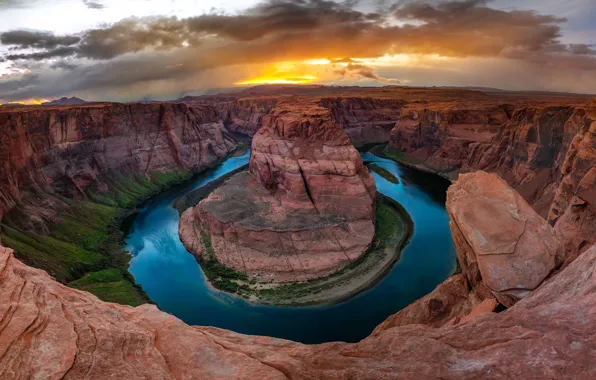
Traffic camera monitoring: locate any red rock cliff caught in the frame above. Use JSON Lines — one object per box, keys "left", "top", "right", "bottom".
{"left": 0, "top": 103, "right": 237, "bottom": 225}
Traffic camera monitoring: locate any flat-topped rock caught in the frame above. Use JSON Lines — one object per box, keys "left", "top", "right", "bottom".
{"left": 180, "top": 100, "right": 375, "bottom": 283}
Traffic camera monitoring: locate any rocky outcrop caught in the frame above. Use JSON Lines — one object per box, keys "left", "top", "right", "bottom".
{"left": 0, "top": 103, "right": 237, "bottom": 226}
{"left": 447, "top": 171, "right": 558, "bottom": 306}
{"left": 180, "top": 99, "right": 376, "bottom": 282}
{"left": 549, "top": 101, "right": 596, "bottom": 266}
{"left": 215, "top": 97, "right": 277, "bottom": 136}
{"left": 321, "top": 97, "right": 405, "bottom": 147}
{"left": 2, "top": 239, "right": 596, "bottom": 379}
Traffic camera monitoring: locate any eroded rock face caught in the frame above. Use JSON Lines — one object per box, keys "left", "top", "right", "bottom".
{"left": 389, "top": 99, "right": 596, "bottom": 266}
{"left": 447, "top": 171, "right": 558, "bottom": 306}
{"left": 0, "top": 103, "right": 237, "bottom": 226}
{"left": 321, "top": 97, "right": 405, "bottom": 147}
{"left": 2, "top": 241, "right": 596, "bottom": 379}
{"left": 216, "top": 97, "right": 278, "bottom": 136}
{"left": 549, "top": 101, "right": 596, "bottom": 266}
{"left": 390, "top": 105, "right": 588, "bottom": 212}
{"left": 180, "top": 99, "right": 376, "bottom": 282}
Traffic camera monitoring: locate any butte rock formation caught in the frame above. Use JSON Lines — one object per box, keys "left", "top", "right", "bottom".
{"left": 1, "top": 171, "right": 595, "bottom": 379}
{"left": 180, "top": 99, "right": 376, "bottom": 282}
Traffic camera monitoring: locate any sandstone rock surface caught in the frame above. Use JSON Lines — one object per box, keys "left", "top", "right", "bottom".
{"left": 0, "top": 102, "right": 237, "bottom": 226}
{"left": 2, "top": 240, "right": 596, "bottom": 379}
{"left": 447, "top": 171, "right": 558, "bottom": 306}
{"left": 180, "top": 99, "right": 376, "bottom": 282}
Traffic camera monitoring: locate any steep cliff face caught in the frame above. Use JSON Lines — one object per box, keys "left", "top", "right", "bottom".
{"left": 321, "top": 97, "right": 405, "bottom": 147}
{"left": 389, "top": 102, "right": 595, "bottom": 264}
{"left": 215, "top": 97, "right": 277, "bottom": 136}
{"left": 0, "top": 103, "right": 237, "bottom": 225}
{"left": 180, "top": 99, "right": 376, "bottom": 282}
{"left": 549, "top": 101, "right": 596, "bottom": 266}
{"left": 390, "top": 105, "right": 587, "bottom": 211}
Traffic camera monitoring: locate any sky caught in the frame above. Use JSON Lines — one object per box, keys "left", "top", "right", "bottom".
{"left": 0, "top": 0, "right": 595, "bottom": 103}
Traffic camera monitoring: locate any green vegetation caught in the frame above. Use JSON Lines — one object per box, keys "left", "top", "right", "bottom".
{"left": 69, "top": 268, "right": 148, "bottom": 306}
{"left": 369, "top": 144, "right": 457, "bottom": 178}
{"left": 1, "top": 169, "right": 194, "bottom": 306}
{"left": 197, "top": 230, "right": 249, "bottom": 294}
{"left": 368, "top": 163, "right": 399, "bottom": 184}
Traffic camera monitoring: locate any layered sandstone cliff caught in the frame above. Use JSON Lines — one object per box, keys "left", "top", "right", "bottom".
{"left": 2, "top": 172, "right": 595, "bottom": 378}
{"left": 389, "top": 98, "right": 596, "bottom": 265}
{"left": 180, "top": 99, "right": 376, "bottom": 282}
{"left": 321, "top": 97, "right": 405, "bottom": 146}
{"left": 0, "top": 103, "right": 237, "bottom": 227}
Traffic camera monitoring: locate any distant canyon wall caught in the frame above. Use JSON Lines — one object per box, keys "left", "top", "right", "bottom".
{"left": 0, "top": 103, "right": 237, "bottom": 225}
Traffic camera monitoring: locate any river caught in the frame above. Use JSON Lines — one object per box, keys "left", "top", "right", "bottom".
{"left": 124, "top": 151, "right": 456, "bottom": 344}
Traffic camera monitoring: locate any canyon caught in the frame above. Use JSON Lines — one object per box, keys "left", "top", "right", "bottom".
{"left": 179, "top": 98, "right": 377, "bottom": 286}
{"left": 0, "top": 86, "right": 595, "bottom": 378}
{"left": 0, "top": 102, "right": 238, "bottom": 304}
{"left": 0, "top": 170, "right": 595, "bottom": 378}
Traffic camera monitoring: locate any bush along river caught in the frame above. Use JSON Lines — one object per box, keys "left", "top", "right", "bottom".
{"left": 123, "top": 150, "right": 457, "bottom": 344}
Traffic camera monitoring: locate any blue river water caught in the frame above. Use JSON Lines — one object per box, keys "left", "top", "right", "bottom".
{"left": 124, "top": 151, "right": 456, "bottom": 344}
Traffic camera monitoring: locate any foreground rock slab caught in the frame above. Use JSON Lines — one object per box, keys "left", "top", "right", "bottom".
{"left": 1, "top": 241, "right": 596, "bottom": 379}
{"left": 447, "top": 171, "right": 558, "bottom": 306}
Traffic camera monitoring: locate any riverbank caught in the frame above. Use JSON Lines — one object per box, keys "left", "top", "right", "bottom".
{"left": 369, "top": 144, "right": 458, "bottom": 182}
{"left": 368, "top": 163, "right": 399, "bottom": 184}
{"left": 182, "top": 193, "right": 413, "bottom": 306}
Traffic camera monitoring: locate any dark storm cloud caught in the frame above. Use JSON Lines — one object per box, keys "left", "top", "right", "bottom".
{"left": 0, "top": 30, "right": 80, "bottom": 50}
{"left": 391, "top": 0, "right": 570, "bottom": 56}
{"left": 1, "top": 0, "right": 596, "bottom": 102}
{"left": 3, "top": 0, "right": 590, "bottom": 62}
{"left": 2, "top": 0, "right": 382, "bottom": 60}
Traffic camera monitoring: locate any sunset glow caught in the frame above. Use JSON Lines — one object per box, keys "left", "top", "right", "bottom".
{"left": 1, "top": 0, "right": 594, "bottom": 102}
{"left": 236, "top": 75, "right": 318, "bottom": 85}
{"left": 0, "top": 98, "right": 50, "bottom": 106}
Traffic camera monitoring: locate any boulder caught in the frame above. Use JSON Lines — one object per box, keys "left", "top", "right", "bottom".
{"left": 447, "top": 171, "right": 558, "bottom": 306}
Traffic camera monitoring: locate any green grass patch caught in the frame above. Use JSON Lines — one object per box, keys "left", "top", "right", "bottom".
{"left": 69, "top": 268, "right": 148, "bottom": 306}
{"left": 0, "top": 224, "right": 105, "bottom": 282}
{"left": 368, "top": 163, "right": 399, "bottom": 184}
